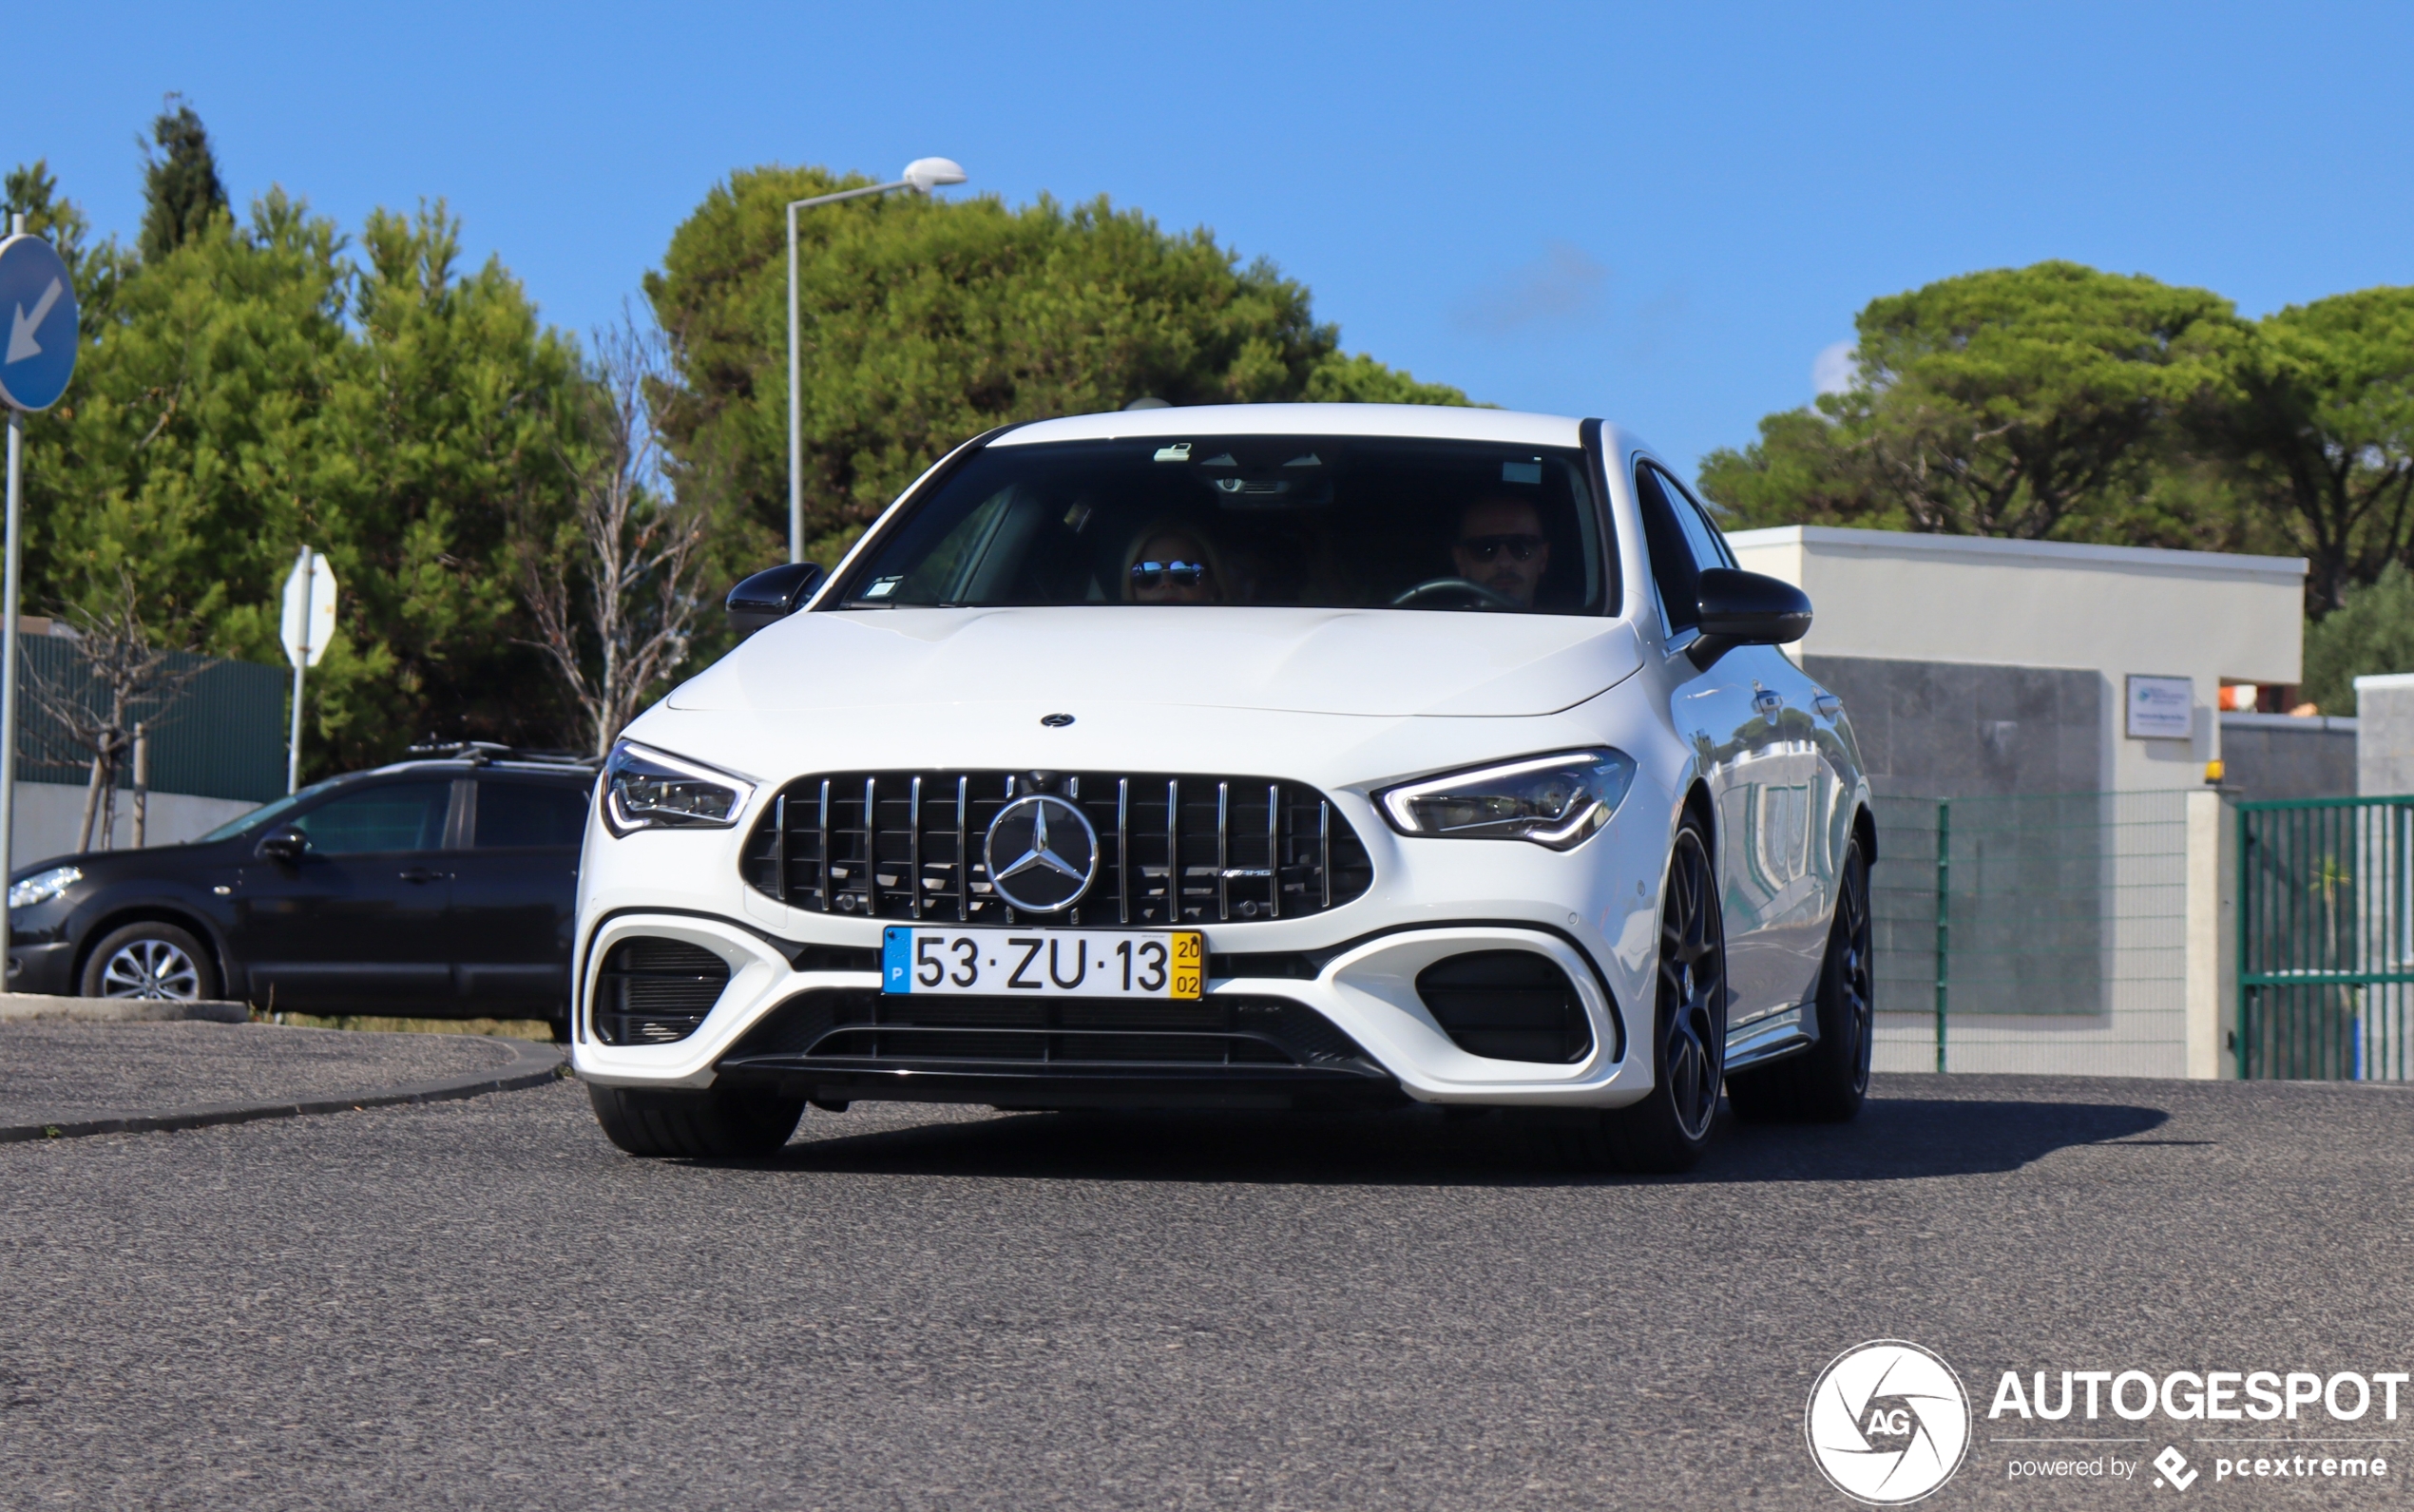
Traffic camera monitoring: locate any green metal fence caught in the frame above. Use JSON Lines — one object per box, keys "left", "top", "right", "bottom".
{"left": 12, "top": 635, "right": 287, "bottom": 804}
{"left": 1870, "top": 791, "right": 2190, "bottom": 1076}
{"left": 2236, "top": 796, "right": 2414, "bottom": 1081}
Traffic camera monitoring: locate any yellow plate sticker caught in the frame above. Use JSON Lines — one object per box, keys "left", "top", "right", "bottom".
{"left": 1171, "top": 930, "right": 1204, "bottom": 1000}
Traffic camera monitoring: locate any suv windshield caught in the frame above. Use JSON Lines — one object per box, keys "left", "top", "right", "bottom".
{"left": 837, "top": 435, "right": 1609, "bottom": 615}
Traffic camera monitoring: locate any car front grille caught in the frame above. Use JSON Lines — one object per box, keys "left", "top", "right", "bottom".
{"left": 741, "top": 771, "right": 1373, "bottom": 927}
{"left": 719, "top": 988, "right": 1377, "bottom": 1070}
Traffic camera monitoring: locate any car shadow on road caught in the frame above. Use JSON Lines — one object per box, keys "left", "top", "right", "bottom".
{"left": 751, "top": 1090, "right": 2173, "bottom": 1187}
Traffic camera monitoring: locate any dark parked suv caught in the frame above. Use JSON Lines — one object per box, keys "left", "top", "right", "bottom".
{"left": 5, "top": 745, "right": 595, "bottom": 1030}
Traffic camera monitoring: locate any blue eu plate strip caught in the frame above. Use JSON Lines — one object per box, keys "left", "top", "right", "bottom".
{"left": 882, "top": 927, "right": 911, "bottom": 993}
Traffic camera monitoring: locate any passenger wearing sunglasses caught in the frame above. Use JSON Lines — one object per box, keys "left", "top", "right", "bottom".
{"left": 1450, "top": 496, "right": 1552, "bottom": 608}
{"left": 1123, "top": 524, "right": 1225, "bottom": 604}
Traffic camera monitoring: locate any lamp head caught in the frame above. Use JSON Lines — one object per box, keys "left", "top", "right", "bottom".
{"left": 902, "top": 157, "right": 968, "bottom": 193}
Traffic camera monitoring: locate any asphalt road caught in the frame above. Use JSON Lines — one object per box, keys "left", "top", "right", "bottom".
{"left": 0, "top": 1021, "right": 521, "bottom": 1126}
{"left": 2, "top": 1072, "right": 2409, "bottom": 1509}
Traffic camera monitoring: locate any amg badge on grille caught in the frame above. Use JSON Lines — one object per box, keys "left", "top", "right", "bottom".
{"left": 984, "top": 794, "right": 1099, "bottom": 912}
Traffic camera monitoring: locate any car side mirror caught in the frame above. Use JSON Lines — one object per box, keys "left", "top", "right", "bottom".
{"left": 1690, "top": 567, "right": 1812, "bottom": 670}
{"left": 256, "top": 827, "right": 308, "bottom": 864}
{"left": 727, "top": 562, "right": 826, "bottom": 640}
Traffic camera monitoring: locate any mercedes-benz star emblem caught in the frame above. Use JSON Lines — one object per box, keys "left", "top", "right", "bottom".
{"left": 984, "top": 794, "right": 1099, "bottom": 913}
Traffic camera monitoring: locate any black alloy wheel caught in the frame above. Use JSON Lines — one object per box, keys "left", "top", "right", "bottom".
{"left": 1559, "top": 813, "right": 1728, "bottom": 1174}
{"left": 1728, "top": 838, "right": 1873, "bottom": 1123}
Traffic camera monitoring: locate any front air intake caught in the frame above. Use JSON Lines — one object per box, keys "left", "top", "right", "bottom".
{"left": 1415, "top": 950, "right": 1593, "bottom": 1063}
{"left": 593, "top": 938, "right": 731, "bottom": 1045}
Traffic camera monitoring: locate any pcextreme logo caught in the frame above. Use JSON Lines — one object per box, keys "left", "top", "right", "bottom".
{"left": 1806, "top": 1341, "right": 1973, "bottom": 1504}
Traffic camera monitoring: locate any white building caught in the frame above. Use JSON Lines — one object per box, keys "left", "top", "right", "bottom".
{"left": 1721, "top": 526, "right": 2310, "bottom": 1080}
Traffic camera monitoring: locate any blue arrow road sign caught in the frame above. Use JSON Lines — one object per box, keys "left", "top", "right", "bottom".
{"left": 0, "top": 234, "right": 77, "bottom": 411}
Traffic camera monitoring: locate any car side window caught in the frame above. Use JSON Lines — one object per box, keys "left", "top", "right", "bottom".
{"left": 289, "top": 781, "right": 452, "bottom": 855}
{"left": 473, "top": 781, "right": 591, "bottom": 849}
{"left": 1657, "top": 469, "right": 1736, "bottom": 570}
{"left": 1634, "top": 465, "right": 1704, "bottom": 636}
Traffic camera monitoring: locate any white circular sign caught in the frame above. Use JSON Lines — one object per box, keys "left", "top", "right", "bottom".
{"left": 1805, "top": 1340, "right": 1971, "bottom": 1504}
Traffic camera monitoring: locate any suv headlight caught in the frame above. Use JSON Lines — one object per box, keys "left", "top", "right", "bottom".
{"left": 1377, "top": 750, "right": 1636, "bottom": 851}
{"left": 603, "top": 741, "right": 755, "bottom": 835}
{"left": 10, "top": 865, "right": 82, "bottom": 909}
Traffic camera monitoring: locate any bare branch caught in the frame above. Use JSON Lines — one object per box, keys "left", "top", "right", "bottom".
{"left": 517, "top": 308, "right": 715, "bottom": 757}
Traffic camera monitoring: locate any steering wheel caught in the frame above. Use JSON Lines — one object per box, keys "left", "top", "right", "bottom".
{"left": 1389, "top": 577, "right": 1522, "bottom": 610}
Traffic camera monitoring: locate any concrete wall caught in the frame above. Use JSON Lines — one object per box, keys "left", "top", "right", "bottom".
{"left": 2220, "top": 713, "right": 2357, "bottom": 802}
{"left": 1803, "top": 654, "right": 2100, "bottom": 799}
{"left": 1729, "top": 526, "right": 2306, "bottom": 793}
{"left": 2357, "top": 674, "right": 2414, "bottom": 797}
{"left": 8, "top": 781, "right": 260, "bottom": 870}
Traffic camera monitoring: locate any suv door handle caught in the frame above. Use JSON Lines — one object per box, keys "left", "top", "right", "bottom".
{"left": 397, "top": 867, "right": 448, "bottom": 884}
{"left": 1813, "top": 693, "right": 1843, "bottom": 718}
{"left": 1752, "top": 687, "right": 1784, "bottom": 717}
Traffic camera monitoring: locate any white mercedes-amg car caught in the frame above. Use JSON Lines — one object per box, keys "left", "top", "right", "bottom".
{"left": 571, "top": 404, "right": 1874, "bottom": 1172}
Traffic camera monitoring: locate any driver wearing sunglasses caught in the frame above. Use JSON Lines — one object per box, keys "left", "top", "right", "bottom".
{"left": 1124, "top": 525, "right": 1225, "bottom": 604}
{"left": 1450, "top": 496, "right": 1552, "bottom": 608}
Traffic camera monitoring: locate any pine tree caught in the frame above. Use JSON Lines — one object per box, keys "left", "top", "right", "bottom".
{"left": 138, "top": 96, "right": 228, "bottom": 263}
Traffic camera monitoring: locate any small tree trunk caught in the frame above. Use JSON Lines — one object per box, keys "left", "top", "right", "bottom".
{"left": 76, "top": 748, "right": 105, "bottom": 853}
{"left": 132, "top": 723, "right": 149, "bottom": 849}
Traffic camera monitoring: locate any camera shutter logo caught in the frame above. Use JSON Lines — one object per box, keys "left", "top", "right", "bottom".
{"left": 984, "top": 794, "right": 1099, "bottom": 912}
{"left": 1805, "top": 1341, "right": 1972, "bottom": 1504}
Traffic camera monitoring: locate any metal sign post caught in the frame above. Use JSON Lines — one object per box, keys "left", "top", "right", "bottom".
{"left": 0, "top": 218, "right": 81, "bottom": 993}
{"left": 279, "top": 547, "right": 336, "bottom": 794}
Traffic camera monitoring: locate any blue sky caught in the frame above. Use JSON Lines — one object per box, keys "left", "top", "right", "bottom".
{"left": 6, "top": 2, "right": 2410, "bottom": 474}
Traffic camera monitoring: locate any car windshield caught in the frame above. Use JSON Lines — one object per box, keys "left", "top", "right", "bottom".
{"left": 835, "top": 435, "right": 1610, "bottom": 615}
{"left": 192, "top": 777, "right": 343, "bottom": 843}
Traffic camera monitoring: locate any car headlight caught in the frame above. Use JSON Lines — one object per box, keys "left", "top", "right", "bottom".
{"left": 1377, "top": 750, "right": 1637, "bottom": 851}
{"left": 9, "top": 865, "right": 82, "bottom": 909}
{"left": 603, "top": 740, "right": 755, "bottom": 835}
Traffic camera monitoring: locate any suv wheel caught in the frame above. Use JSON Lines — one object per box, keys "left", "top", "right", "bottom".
{"left": 82, "top": 923, "right": 219, "bottom": 1002}
{"left": 587, "top": 1081, "right": 804, "bottom": 1158}
{"left": 1727, "top": 837, "right": 1873, "bottom": 1123}
{"left": 1559, "top": 814, "right": 1728, "bottom": 1174}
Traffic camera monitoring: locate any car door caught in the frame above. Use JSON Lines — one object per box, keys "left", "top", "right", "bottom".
{"left": 445, "top": 774, "right": 589, "bottom": 1017}
{"left": 1636, "top": 464, "right": 1813, "bottom": 1027}
{"left": 1661, "top": 467, "right": 1838, "bottom": 1020}
{"left": 235, "top": 778, "right": 457, "bottom": 1012}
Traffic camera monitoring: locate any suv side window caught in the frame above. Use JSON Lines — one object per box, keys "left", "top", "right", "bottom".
{"left": 289, "top": 781, "right": 452, "bottom": 855}
{"left": 472, "top": 780, "right": 591, "bottom": 849}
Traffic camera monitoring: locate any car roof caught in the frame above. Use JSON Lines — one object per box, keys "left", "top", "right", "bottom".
{"left": 990, "top": 403, "right": 1590, "bottom": 450}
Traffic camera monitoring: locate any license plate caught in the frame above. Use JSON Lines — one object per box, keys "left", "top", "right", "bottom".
{"left": 881, "top": 926, "right": 1203, "bottom": 999}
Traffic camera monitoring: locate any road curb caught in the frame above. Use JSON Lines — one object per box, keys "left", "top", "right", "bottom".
{"left": 0, "top": 993, "right": 250, "bottom": 1024}
{"left": 0, "top": 1034, "right": 568, "bottom": 1143}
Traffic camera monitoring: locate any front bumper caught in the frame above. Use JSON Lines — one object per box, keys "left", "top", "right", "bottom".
{"left": 5, "top": 937, "right": 77, "bottom": 995}
{"left": 572, "top": 910, "right": 1643, "bottom": 1109}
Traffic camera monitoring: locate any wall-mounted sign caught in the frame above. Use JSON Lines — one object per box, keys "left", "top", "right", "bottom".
{"left": 2126, "top": 675, "right": 2195, "bottom": 739}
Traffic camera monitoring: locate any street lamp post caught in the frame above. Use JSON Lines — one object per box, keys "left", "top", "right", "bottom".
{"left": 787, "top": 157, "right": 968, "bottom": 565}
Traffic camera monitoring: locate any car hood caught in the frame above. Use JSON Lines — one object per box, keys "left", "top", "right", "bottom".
{"left": 668, "top": 606, "right": 1643, "bottom": 718}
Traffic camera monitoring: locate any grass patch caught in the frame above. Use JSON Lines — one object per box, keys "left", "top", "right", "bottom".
{"left": 254, "top": 1009, "right": 558, "bottom": 1043}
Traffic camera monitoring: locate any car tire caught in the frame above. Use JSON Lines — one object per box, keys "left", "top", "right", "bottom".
{"left": 586, "top": 1081, "right": 804, "bottom": 1158}
{"left": 80, "top": 922, "right": 220, "bottom": 1002}
{"left": 1727, "top": 838, "right": 1873, "bottom": 1124}
{"left": 1559, "top": 813, "right": 1728, "bottom": 1175}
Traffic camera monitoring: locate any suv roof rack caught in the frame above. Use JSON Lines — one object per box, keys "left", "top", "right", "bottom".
{"left": 403, "top": 739, "right": 601, "bottom": 770}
